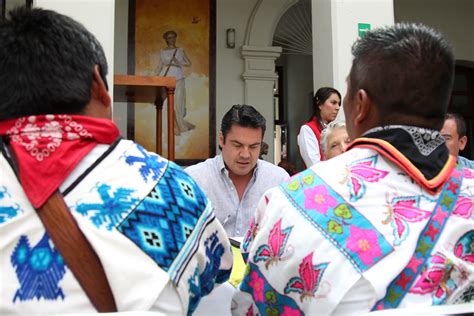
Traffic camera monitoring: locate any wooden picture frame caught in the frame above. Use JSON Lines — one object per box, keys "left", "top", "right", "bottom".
{"left": 127, "top": 0, "right": 216, "bottom": 165}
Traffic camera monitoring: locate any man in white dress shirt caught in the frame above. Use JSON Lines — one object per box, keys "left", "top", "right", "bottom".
{"left": 186, "top": 105, "right": 289, "bottom": 237}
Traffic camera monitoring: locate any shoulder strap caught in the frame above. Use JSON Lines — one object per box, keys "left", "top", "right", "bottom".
{"left": 38, "top": 191, "right": 117, "bottom": 312}
{"left": 1, "top": 138, "right": 117, "bottom": 312}
{"left": 372, "top": 164, "right": 464, "bottom": 311}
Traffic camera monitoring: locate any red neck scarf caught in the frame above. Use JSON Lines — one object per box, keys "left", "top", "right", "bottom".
{"left": 0, "top": 115, "right": 120, "bottom": 208}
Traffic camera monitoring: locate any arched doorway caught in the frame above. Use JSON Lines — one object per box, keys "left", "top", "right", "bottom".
{"left": 272, "top": 0, "right": 313, "bottom": 171}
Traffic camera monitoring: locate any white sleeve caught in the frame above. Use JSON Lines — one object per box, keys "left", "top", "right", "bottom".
{"left": 297, "top": 125, "right": 321, "bottom": 167}
{"left": 150, "top": 281, "right": 184, "bottom": 314}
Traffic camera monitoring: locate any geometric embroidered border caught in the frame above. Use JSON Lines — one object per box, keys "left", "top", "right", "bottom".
{"left": 118, "top": 161, "right": 207, "bottom": 272}
{"left": 372, "top": 165, "right": 463, "bottom": 310}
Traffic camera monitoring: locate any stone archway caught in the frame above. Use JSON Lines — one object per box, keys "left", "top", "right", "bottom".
{"left": 240, "top": 0, "right": 298, "bottom": 162}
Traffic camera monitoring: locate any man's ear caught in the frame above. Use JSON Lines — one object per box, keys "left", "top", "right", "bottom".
{"left": 91, "top": 65, "right": 111, "bottom": 108}
{"left": 353, "top": 89, "right": 373, "bottom": 127}
{"left": 218, "top": 131, "right": 225, "bottom": 148}
{"left": 459, "top": 135, "right": 468, "bottom": 151}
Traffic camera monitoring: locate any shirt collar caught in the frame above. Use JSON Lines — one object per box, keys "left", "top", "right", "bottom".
{"left": 217, "top": 154, "right": 260, "bottom": 177}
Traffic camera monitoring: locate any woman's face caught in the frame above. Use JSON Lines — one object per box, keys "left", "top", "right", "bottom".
{"left": 165, "top": 33, "right": 177, "bottom": 46}
{"left": 319, "top": 93, "right": 341, "bottom": 124}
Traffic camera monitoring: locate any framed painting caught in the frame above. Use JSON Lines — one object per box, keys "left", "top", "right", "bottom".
{"left": 128, "top": 0, "right": 216, "bottom": 165}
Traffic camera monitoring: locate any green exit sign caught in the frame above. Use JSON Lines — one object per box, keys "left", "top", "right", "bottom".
{"left": 358, "top": 23, "right": 371, "bottom": 37}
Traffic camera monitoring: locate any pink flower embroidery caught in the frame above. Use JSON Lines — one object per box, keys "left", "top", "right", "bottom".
{"left": 346, "top": 226, "right": 382, "bottom": 266}
{"left": 248, "top": 271, "right": 265, "bottom": 303}
{"left": 282, "top": 306, "right": 302, "bottom": 316}
{"left": 452, "top": 195, "right": 473, "bottom": 219}
{"left": 304, "top": 185, "right": 337, "bottom": 215}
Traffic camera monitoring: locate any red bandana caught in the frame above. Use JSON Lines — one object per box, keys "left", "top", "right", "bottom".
{"left": 0, "top": 115, "right": 120, "bottom": 208}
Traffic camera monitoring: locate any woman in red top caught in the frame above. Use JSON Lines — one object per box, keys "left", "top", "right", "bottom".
{"left": 298, "top": 87, "right": 341, "bottom": 167}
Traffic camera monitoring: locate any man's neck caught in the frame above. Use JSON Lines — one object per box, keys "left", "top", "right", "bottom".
{"left": 228, "top": 170, "right": 254, "bottom": 200}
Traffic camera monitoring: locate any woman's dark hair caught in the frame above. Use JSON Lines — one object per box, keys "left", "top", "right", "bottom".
{"left": 308, "top": 87, "right": 341, "bottom": 130}
{"left": 0, "top": 7, "right": 108, "bottom": 120}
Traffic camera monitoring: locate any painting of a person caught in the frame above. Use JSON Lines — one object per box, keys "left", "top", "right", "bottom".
{"left": 156, "top": 30, "right": 195, "bottom": 135}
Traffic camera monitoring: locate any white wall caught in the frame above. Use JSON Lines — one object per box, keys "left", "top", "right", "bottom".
{"left": 5, "top": 0, "right": 26, "bottom": 12}
{"left": 34, "top": 0, "right": 116, "bottom": 109}
{"left": 394, "top": 0, "right": 474, "bottom": 62}
{"left": 216, "top": 0, "right": 255, "bottom": 141}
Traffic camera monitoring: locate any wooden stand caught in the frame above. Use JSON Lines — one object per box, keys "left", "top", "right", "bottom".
{"left": 113, "top": 75, "right": 176, "bottom": 161}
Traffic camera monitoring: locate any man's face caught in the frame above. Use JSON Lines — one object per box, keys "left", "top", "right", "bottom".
{"left": 325, "top": 127, "right": 351, "bottom": 160}
{"left": 441, "top": 118, "right": 467, "bottom": 157}
{"left": 220, "top": 124, "right": 263, "bottom": 178}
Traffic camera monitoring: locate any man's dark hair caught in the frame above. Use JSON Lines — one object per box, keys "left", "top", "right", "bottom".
{"left": 220, "top": 104, "right": 266, "bottom": 142}
{"left": 348, "top": 23, "right": 454, "bottom": 130}
{"left": 308, "top": 87, "right": 341, "bottom": 130}
{"left": 0, "top": 7, "right": 108, "bottom": 120}
{"left": 446, "top": 112, "right": 467, "bottom": 138}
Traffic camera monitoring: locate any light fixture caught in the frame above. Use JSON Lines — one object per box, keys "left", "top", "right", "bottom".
{"left": 226, "top": 28, "right": 235, "bottom": 48}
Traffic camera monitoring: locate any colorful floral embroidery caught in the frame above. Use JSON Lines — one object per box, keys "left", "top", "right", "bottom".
{"left": 372, "top": 166, "right": 464, "bottom": 311}
{"left": 341, "top": 155, "right": 388, "bottom": 202}
{"left": 382, "top": 195, "right": 431, "bottom": 246}
{"left": 254, "top": 218, "right": 293, "bottom": 268}
{"left": 243, "top": 216, "right": 258, "bottom": 256}
{"left": 249, "top": 271, "right": 265, "bottom": 302}
{"left": 463, "top": 168, "right": 474, "bottom": 179}
{"left": 283, "top": 169, "right": 392, "bottom": 272}
{"left": 410, "top": 252, "right": 458, "bottom": 305}
{"left": 240, "top": 262, "right": 303, "bottom": 316}
{"left": 454, "top": 230, "right": 474, "bottom": 263}
{"left": 287, "top": 174, "right": 314, "bottom": 191}
{"left": 246, "top": 304, "right": 254, "bottom": 316}
{"left": 303, "top": 185, "right": 337, "bottom": 215}
{"left": 452, "top": 195, "right": 473, "bottom": 219}
{"left": 346, "top": 226, "right": 383, "bottom": 266}
{"left": 284, "top": 252, "right": 328, "bottom": 302}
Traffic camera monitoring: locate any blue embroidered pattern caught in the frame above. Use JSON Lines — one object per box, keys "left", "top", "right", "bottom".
{"left": 118, "top": 162, "right": 207, "bottom": 273}
{"left": 76, "top": 183, "right": 138, "bottom": 230}
{"left": 281, "top": 169, "right": 393, "bottom": 273}
{"left": 0, "top": 186, "right": 22, "bottom": 224}
{"left": 125, "top": 144, "right": 167, "bottom": 182}
{"left": 11, "top": 233, "right": 66, "bottom": 302}
{"left": 240, "top": 262, "right": 304, "bottom": 315}
{"left": 187, "top": 231, "right": 230, "bottom": 316}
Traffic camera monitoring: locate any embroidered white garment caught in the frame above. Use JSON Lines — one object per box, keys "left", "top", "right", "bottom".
{"left": 0, "top": 139, "right": 233, "bottom": 314}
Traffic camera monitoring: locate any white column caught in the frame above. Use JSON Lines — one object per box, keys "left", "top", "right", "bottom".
{"left": 242, "top": 45, "right": 282, "bottom": 163}
{"left": 312, "top": 0, "right": 394, "bottom": 121}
